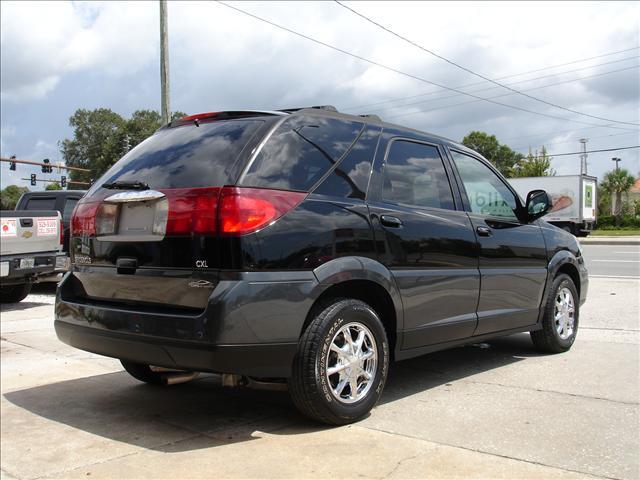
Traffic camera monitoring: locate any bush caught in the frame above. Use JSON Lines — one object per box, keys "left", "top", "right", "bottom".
{"left": 596, "top": 214, "right": 640, "bottom": 230}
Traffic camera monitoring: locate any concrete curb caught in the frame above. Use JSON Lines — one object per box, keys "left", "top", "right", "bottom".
{"left": 579, "top": 236, "right": 640, "bottom": 246}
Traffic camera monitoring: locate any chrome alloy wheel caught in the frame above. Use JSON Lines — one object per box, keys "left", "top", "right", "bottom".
{"left": 325, "top": 322, "right": 378, "bottom": 404}
{"left": 555, "top": 286, "right": 575, "bottom": 340}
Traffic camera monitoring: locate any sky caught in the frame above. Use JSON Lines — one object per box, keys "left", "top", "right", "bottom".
{"left": 1, "top": 1, "right": 639, "bottom": 191}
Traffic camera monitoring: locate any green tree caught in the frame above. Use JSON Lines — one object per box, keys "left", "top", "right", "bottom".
{"left": 597, "top": 184, "right": 611, "bottom": 216}
{"left": 60, "top": 108, "right": 125, "bottom": 185}
{"left": 513, "top": 146, "right": 556, "bottom": 177}
{"left": 461, "top": 131, "right": 524, "bottom": 177}
{"left": 45, "top": 182, "right": 63, "bottom": 190}
{"left": 600, "top": 168, "right": 636, "bottom": 220}
{"left": 60, "top": 108, "right": 186, "bottom": 185}
{"left": 0, "top": 185, "right": 29, "bottom": 209}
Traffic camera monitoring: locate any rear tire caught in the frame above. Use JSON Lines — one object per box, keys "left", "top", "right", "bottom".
{"left": 120, "top": 360, "right": 164, "bottom": 385}
{"left": 289, "top": 298, "right": 389, "bottom": 425}
{"left": 531, "top": 274, "right": 579, "bottom": 353}
{"left": 0, "top": 283, "right": 32, "bottom": 303}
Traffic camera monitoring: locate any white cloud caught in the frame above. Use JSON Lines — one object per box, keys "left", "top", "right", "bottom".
{"left": 0, "top": 1, "right": 157, "bottom": 101}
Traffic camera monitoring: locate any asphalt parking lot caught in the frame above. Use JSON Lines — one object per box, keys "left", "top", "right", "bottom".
{"left": 1, "top": 251, "right": 638, "bottom": 479}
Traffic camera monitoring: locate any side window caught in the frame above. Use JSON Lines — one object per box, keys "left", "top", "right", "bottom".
{"left": 313, "top": 125, "right": 381, "bottom": 200}
{"left": 450, "top": 151, "right": 519, "bottom": 220}
{"left": 62, "top": 198, "right": 79, "bottom": 221}
{"left": 241, "top": 115, "right": 364, "bottom": 191}
{"left": 382, "top": 140, "right": 455, "bottom": 210}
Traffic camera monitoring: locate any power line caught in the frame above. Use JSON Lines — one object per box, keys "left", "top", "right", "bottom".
{"left": 347, "top": 55, "right": 639, "bottom": 113}
{"left": 345, "top": 47, "right": 640, "bottom": 111}
{"left": 385, "top": 65, "right": 639, "bottom": 120}
{"left": 511, "top": 131, "right": 639, "bottom": 152}
{"left": 362, "top": 60, "right": 639, "bottom": 114}
{"left": 502, "top": 124, "right": 632, "bottom": 142}
{"left": 537, "top": 145, "right": 639, "bottom": 158}
{"left": 335, "top": 1, "right": 639, "bottom": 127}
{"left": 375, "top": 65, "right": 638, "bottom": 116}
{"left": 216, "top": 1, "right": 636, "bottom": 132}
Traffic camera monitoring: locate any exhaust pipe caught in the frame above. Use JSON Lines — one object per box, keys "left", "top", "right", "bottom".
{"left": 221, "top": 373, "right": 287, "bottom": 391}
{"left": 161, "top": 371, "right": 199, "bottom": 385}
{"left": 149, "top": 366, "right": 199, "bottom": 385}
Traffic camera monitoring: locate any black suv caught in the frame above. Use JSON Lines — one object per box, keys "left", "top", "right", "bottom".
{"left": 55, "top": 107, "right": 588, "bottom": 425}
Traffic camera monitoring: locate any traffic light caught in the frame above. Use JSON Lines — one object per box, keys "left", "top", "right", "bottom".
{"left": 60, "top": 176, "right": 67, "bottom": 188}
{"left": 41, "top": 158, "right": 52, "bottom": 173}
{"left": 30, "top": 174, "right": 36, "bottom": 186}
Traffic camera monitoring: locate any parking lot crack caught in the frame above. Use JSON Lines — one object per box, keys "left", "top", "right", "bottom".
{"left": 381, "top": 453, "right": 420, "bottom": 479}
{"left": 0, "top": 337, "right": 44, "bottom": 353}
{"left": 580, "top": 326, "right": 640, "bottom": 332}
{"left": 462, "top": 379, "right": 639, "bottom": 406}
{"left": 358, "top": 425, "right": 618, "bottom": 480}
{"left": 28, "top": 433, "right": 205, "bottom": 480}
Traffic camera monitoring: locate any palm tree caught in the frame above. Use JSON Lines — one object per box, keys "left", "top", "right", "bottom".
{"left": 600, "top": 168, "right": 636, "bottom": 219}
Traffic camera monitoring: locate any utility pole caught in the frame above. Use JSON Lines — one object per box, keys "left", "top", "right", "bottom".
{"left": 579, "top": 138, "right": 588, "bottom": 175}
{"left": 159, "top": 0, "right": 170, "bottom": 125}
{"left": 612, "top": 157, "right": 621, "bottom": 171}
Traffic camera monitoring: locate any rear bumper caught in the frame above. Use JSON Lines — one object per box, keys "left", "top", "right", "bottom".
{"left": 55, "top": 269, "right": 320, "bottom": 377}
{"left": 0, "top": 252, "right": 64, "bottom": 286}
{"left": 54, "top": 320, "right": 297, "bottom": 377}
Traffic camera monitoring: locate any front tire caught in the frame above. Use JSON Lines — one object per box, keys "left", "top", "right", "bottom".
{"left": 531, "top": 274, "right": 579, "bottom": 353}
{"left": 289, "top": 298, "right": 389, "bottom": 425}
{"left": 0, "top": 282, "right": 32, "bottom": 303}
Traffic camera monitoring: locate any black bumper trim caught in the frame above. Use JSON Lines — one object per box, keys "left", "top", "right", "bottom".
{"left": 55, "top": 321, "right": 297, "bottom": 378}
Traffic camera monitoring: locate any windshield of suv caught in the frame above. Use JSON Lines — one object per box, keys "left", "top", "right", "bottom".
{"left": 88, "top": 119, "right": 264, "bottom": 194}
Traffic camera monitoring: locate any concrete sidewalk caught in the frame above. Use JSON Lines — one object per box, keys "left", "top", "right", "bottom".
{"left": 579, "top": 236, "right": 640, "bottom": 246}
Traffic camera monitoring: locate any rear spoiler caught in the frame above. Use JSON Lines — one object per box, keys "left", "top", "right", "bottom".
{"left": 160, "top": 110, "right": 287, "bottom": 131}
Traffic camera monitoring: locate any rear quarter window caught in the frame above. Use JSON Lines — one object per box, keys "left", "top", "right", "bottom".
{"left": 313, "top": 125, "right": 381, "bottom": 200}
{"left": 240, "top": 115, "right": 364, "bottom": 191}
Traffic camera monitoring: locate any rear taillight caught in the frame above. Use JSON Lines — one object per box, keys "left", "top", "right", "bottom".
{"left": 59, "top": 219, "right": 64, "bottom": 246}
{"left": 71, "top": 202, "right": 99, "bottom": 236}
{"left": 95, "top": 204, "right": 119, "bottom": 236}
{"left": 161, "top": 187, "right": 220, "bottom": 235}
{"left": 219, "top": 187, "right": 306, "bottom": 235}
{"left": 70, "top": 186, "right": 305, "bottom": 238}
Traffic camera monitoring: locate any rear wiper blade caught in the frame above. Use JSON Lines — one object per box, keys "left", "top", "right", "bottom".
{"left": 102, "top": 180, "right": 149, "bottom": 190}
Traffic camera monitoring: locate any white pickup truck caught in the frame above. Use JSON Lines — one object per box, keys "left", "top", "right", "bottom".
{"left": 1, "top": 210, "right": 66, "bottom": 303}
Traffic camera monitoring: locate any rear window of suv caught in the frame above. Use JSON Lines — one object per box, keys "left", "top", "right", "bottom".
{"left": 240, "top": 115, "right": 364, "bottom": 191}
{"left": 89, "top": 119, "right": 264, "bottom": 193}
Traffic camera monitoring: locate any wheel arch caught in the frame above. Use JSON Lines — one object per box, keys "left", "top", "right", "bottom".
{"left": 548, "top": 250, "right": 582, "bottom": 297}
{"left": 307, "top": 257, "right": 403, "bottom": 355}
{"left": 536, "top": 250, "right": 582, "bottom": 326}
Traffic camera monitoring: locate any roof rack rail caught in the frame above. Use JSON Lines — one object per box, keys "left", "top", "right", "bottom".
{"left": 278, "top": 105, "right": 338, "bottom": 114}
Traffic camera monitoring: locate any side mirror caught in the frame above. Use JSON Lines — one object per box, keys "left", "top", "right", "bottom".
{"left": 525, "top": 189, "right": 551, "bottom": 222}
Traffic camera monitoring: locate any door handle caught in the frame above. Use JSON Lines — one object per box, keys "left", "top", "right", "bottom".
{"left": 476, "top": 226, "right": 492, "bottom": 237}
{"left": 380, "top": 215, "right": 403, "bottom": 228}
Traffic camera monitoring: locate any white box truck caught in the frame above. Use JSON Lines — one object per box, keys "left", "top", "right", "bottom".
{"left": 508, "top": 175, "right": 597, "bottom": 236}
